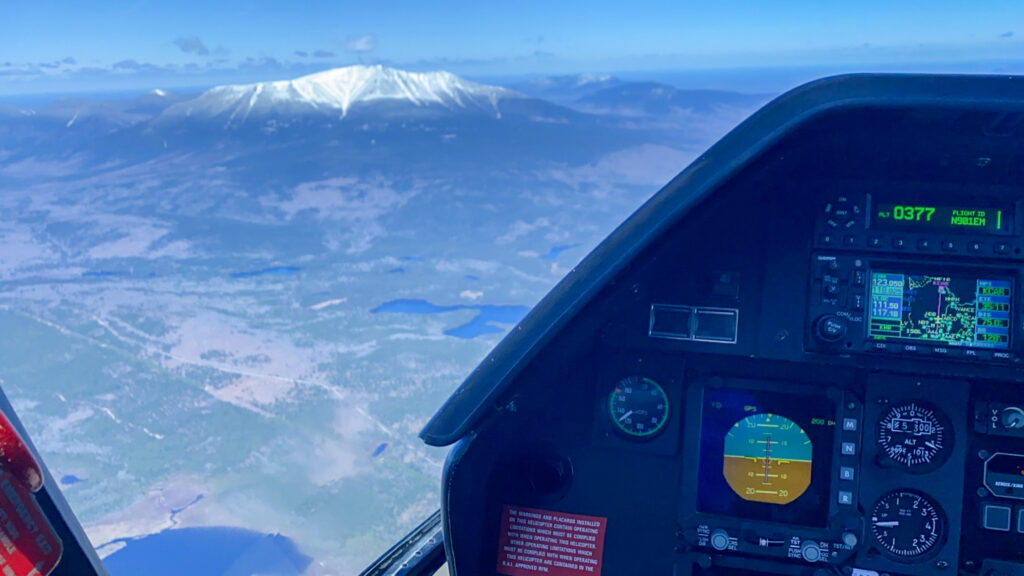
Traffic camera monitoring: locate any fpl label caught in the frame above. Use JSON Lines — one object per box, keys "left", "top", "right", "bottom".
{"left": 496, "top": 506, "right": 606, "bottom": 576}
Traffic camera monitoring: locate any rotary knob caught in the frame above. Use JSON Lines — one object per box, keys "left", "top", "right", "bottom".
{"left": 1000, "top": 407, "right": 1024, "bottom": 429}
{"left": 800, "top": 541, "right": 822, "bottom": 563}
{"left": 814, "top": 314, "right": 847, "bottom": 343}
{"left": 710, "top": 529, "right": 731, "bottom": 551}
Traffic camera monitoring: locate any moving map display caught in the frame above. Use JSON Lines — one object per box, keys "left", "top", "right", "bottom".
{"left": 869, "top": 271, "right": 1012, "bottom": 350}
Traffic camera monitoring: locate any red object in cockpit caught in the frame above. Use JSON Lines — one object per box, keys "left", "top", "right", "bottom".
{"left": 0, "top": 411, "right": 43, "bottom": 493}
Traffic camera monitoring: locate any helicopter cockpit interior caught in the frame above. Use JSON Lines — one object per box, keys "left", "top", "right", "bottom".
{"left": 410, "top": 74, "right": 1024, "bottom": 576}
{"left": 1, "top": 74, "right": 1024, "bottom": 576}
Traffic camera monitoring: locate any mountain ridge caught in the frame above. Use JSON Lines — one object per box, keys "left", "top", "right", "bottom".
{"left": 160, "top": 65, "right": 524, "bottom": 126}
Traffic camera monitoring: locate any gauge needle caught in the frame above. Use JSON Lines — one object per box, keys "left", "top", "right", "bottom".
{"left": 875, "top": 521, "right": 900, "bottom": 527}
{"left": 618, "top": 411, "right": 634, "bottom": 422}
{"left": 924, "top": 441, "right": 937, "bottom": 450}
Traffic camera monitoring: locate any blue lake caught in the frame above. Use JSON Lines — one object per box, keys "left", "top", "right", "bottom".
{"left": 230, "top": 266, "right": 301, "bottom": 279}
{"left": 371, "top": 299, "right": 529, "bottom": 339}
{"left": 104, "top": 527, "right": 311, "bottom": 576}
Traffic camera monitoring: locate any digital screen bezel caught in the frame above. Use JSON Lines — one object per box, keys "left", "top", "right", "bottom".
{"left": 866, "top": 265, "right": 1014, "bottom": 352}
{"left": 694, "top": 385, "right": 838, "bottom": 528}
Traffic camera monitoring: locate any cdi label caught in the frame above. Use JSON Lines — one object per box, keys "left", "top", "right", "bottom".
{"left": 496, "top": 506, "right": 606, "bottom": 576}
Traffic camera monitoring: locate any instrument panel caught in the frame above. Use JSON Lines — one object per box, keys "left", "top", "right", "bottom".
{"left": 430, "top": 77, "right": 1024, "bottom": 576}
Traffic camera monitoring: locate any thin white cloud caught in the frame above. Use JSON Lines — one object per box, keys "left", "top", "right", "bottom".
{"left": 345, "top": 35, "right": 377, "bottom": 53}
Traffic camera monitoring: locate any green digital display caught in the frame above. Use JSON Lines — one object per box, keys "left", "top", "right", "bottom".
{"left": 874, "top": 203, "right": 1011, "bottom": 235}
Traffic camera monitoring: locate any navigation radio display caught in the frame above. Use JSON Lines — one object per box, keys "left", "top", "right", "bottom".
{"left": 868, "top": 270, "right": 1012, "bottom": 350}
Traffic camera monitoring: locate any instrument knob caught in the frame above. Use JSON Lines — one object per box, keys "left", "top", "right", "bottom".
{"left": 999, "top": 407, "right": 1024, "bottom": 429}
{"left": 801, "top": 540, "right": 822, "bottom": 563}
{"left": 710, "top": 529, "right": 730, "bottom": 551}
{"left": 815, "top": 314, "right": 847, "bottom": 343}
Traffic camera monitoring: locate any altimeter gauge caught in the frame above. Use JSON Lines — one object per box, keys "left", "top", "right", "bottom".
{"left": 876, "top": 402, "right": 953, "bottom": 473}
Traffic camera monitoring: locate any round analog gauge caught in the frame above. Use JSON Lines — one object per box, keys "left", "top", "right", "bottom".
{"left": 877, "top": 402, "right": 953, "bottom": 472}
{"left": 608, "top": 376, "right": 669, "bottom": 439}
{"left": 870, "top": 490, "right": 944, "bottom": 560}
{"left": 722, "top": 413, "right": 813, "bottom": 505}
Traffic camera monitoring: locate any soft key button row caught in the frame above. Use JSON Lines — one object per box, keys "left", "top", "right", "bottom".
{"left": 835, "top": 394, "right": 862, "bottom": 508}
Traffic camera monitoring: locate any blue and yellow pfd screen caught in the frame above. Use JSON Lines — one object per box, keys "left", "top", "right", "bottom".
{"left": 869, "top": 271, "right": 1011, "bottom": 350}
{"left": 722, "top": 413, "right": 813, "bottom": 505}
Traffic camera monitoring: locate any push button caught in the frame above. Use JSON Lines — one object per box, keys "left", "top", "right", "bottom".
{"left": 649, "top": 304, "right": 692, "bottom": 340}
{"left": 964, "top": 349, "right": 993, "bottom": 361}
{"left": 693, "top": 308, "right": 738, "bottom": 343}
{"left": 865, "top": 341, "right": 890, "bottom": 353}
{"left": 1018, "top": 508, "right": 1024, "bottom": 533}
{"left": 969, "top": 241, "right": 984, "bottom": 254}
{"left": 843, "top": 418, "right": 858, "bottom": 431}
{"left": 838, "top": 491, "right": 854, "bottom": 505}
{"left": 983, "top": 504, "right": 1012, "bottom": 532}
{"left": 892, "top": 238, "right": 907, "bottom": 249}
{"left": 941, "top": 239, "right": 958, "bottom": 252}
{"left": 917, "top": 238, "right": 932, "bottom": 250}
{"left": 839, "top": 467, "right": 855, "bottom": 481}
{"left": 994, "top": 242, "right": 1011, "bottom": 255}
{"left": 868, "top": 236, "right": 883, "bottom": 249}
{"left": 843, "top": 235, "right": 856, "bottom": 246}
{"left": 841, "top": 442, "right": 857, "bottom": 456}
{"left": 820, "top": 234, "right": 835, "bottom": 246}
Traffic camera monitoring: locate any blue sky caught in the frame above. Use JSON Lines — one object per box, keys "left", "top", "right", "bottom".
{"left": 2, "top": 0, "right": 1023, "bottom": 95}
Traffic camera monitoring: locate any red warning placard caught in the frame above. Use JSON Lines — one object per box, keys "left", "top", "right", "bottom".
{"left": 496, "top": 506, "right": 606, "bottom": 576}
{"left": 0, "top": 471, "right": 62, "bottom": 576}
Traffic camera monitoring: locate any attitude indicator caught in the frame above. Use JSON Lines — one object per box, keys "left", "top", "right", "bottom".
{"left": 722, "top": 413, "right": 813, "bottom": 505}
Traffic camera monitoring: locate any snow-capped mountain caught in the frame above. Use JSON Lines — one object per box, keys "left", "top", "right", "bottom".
{"left": 161, "top": 65, "right": 523, "bottom": 126}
